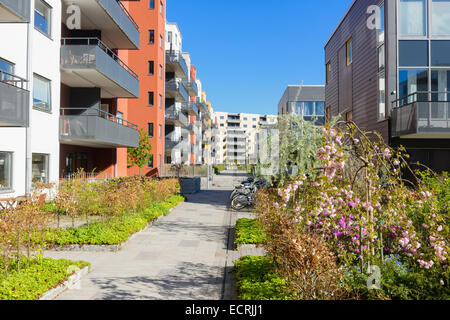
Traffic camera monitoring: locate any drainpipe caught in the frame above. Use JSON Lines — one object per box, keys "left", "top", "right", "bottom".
{"left": 25, "top": 6, "right": 33, "bottom": 196}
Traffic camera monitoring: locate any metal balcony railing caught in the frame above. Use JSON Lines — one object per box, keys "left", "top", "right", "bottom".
{"left": 165, "top": 106, "right": 188, "bottom": 126}
{"left": 391, "top": 91, "right": 450, "bottom": 138}
{"left": 182, "top": 79, "right": 198, "bottom": 96}
{"left": 166, "top": 78, "right": 189, "bottom": 102}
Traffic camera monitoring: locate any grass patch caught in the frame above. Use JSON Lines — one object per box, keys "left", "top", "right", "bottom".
{"left": 40, "top": 194, "right": 185, "bottom": 247}
{"left": 234, "top": 255, "right": 294, "bottom": 300}
{"left": 0, "top": 256, "right": 89, "bottom": 300}
{"left": 234, "top": 218, "right": 266, "bottom": 246}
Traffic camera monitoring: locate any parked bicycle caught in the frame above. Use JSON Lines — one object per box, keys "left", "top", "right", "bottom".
{"left": 230, "top": 177, "right": 267, "bottom": 211}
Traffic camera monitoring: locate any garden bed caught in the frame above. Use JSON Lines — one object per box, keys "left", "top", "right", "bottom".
{"left": 0, "top": 257, "right": 90, "bottom": 300}
{"left": 234, "top": 218, "right": 266, "bottom": 248}
{"left": 234, "top": 255, "right": 294, "bottom": 300}
{"left": 41, "top": 194, "right": 184, "bottom": 250}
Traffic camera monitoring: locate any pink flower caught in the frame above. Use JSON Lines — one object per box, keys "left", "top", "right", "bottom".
{"left": 437, "top": 225, "right": 443, "bottom": 232}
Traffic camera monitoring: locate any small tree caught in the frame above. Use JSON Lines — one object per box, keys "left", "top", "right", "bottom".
{"left": 128, "top": 129, "right": 153, "bottom": 176}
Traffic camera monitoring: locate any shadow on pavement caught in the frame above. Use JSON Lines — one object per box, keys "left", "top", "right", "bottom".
{"left": 90, "top": 261, "right": 223, "bottom": 300}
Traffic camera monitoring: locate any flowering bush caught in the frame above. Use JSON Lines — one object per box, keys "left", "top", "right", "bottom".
{"left": 256, "top": 121, "right": 449, "bottom": 299}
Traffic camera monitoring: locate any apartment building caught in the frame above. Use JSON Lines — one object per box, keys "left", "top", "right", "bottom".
{"left": 1, "top": 0, "right": 61, "bottom": 197}
{"left": 325, "top": 0, "right": 450, "bottom": 172}
{"left": 118, "top": 0, "right": 165, "bottom": 176}
{"left": 213, "top": 112, "right": 278, "bottom": 165}
{"left": 278, "top": 85, "right": 326, "bottom": 126}
{"left": 60, "top": 0, "right": 140, "bottom": 179}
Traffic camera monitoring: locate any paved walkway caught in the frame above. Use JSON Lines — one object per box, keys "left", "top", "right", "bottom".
{"left": 44, "top": 170, "right": 255, "bottom": 300}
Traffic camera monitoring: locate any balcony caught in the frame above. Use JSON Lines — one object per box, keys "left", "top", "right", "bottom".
{"left": 0, "top": 71, "right": 29, "bottom": 127}
{"left": 59, "top": 107, "right": 139, "bottom": 148}
{"left": 165, "top": 50, "right": 189, "bottom": 78}
{"left": 62, "top": 0, "right": 139, "bottom": 49}
{"left": 165, "top": 106, "right": 188, "bottom": 127}
{"left": 180, "top": 102, "right": 198, "bottom": 116}
{"left": 60, "top": 38, "right": 139, "bottom": 98}
{"left": 182, "top": 80, "right": 198, "bottom": 97}
{"left": 166, "top": 79, "right": 189, "bottom": 102}
{"left": 391, "top": 92, "right": 450, "bottom": 139}
{"left": 0, "top": 0, "right": 29, "bottom": 22}
{"left": 165, "top": 136, "right": 185, "bottom": 150}
{"left": 227, "top": 117, "right": 240, "bottom": 124}
{"left": 195, "top": 97, "right": 208, "bottom": 113}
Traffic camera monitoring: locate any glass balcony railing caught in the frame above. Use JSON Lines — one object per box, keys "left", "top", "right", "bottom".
{"left": 61, "top": 38, "right": 139, "bottom": 98}
{"left": 60, "top": 107, "right": 139, "bottom": 148}
{"left": 0, "top": 0, "right": 30, "bottom": 22}
{"left": 0, "top": 70, "right": 29, "bottom": 127}
{"left": 391, "top": 91, "right": 450, "bottom": 138}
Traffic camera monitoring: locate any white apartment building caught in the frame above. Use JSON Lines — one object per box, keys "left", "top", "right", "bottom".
{"left": 213, "top": 112, "right": 278, "bottom": 165}
{"left": 0, "top": 0, "right": 61, "bottom": 197}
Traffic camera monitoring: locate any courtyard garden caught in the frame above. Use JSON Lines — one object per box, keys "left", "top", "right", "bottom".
{"left": 0, "top": 175, "right": 183, "bottom": 300}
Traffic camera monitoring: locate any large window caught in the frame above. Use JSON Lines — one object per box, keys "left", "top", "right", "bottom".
{"left": 0, "top": 152, "right": 12, "bottom": 192}
{"left": 33, "top": 74, "right": 51, "bottom": 111}
{"left": 378, "top": 4, "right": 385, "bottom": 44}
{"left": 326, "top": 62, "right": 331, "bottom": 84}
{"left": 0, "top": 58, "right": 14, "bottom": 82}
{"left": 32, "top": 154, "right": 49, "bottom": 184}
{"left": 149, "top": 0, "right": 155, "bottom": 9}
{"left": 34, "top": 0, "right": 51, "bottom": 37}
{"left": 431, "top": 0, "right": 450, "bottom": 36}
{"left": 399, "top": 0, "right": 426, "bottom": 36}
{"left": 399, "top": 69, "right": 429, "bottom": 102}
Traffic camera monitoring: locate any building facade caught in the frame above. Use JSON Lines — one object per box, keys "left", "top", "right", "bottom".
{"left": 1, "top": 0, "right": 61, "bottom": 197}
{"left": 119, "top": 0, "right": 165, "bottom": 176}
{"left": 61, "top": 0, "right": 140, "bottom": 179}
{"left": 278, "top": 85, "right": 326, "bottom": 126}
{"left": 325, "top": 0, "right": 450, "bottom": 172}
{"left": 213, "top": 112, "right": 278, "bottom": 165}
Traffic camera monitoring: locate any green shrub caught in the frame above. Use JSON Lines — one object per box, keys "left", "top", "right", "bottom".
{"left": 234, "top": 218, "right": 266, "bottom": 246}
{"left": 234, "top": 255, "right": 294, "bottom": 300}
{"left": 0, "top": 256, "right": 89, "bottom": 300}
{"left": 344, "top": 256, "right": 450, "bottom": 300}
{"left": 39, "top": 194, "right": 184, "bottom": 246}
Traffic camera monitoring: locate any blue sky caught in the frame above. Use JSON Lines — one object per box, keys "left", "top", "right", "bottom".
{"left": 167, "top": 0, "right": 354, "bottom": 115}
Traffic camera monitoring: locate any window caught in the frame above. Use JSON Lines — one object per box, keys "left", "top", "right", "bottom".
{"left": 0, "top": 58, "right": 14, "bottom": 82}
{"left": 33, "top": 74, "right": 51, "bottom": 111}
{"left": 160, "top": 1, "right": 163, "bottom": 15}
{"left": 243, "top": 117, "right": 247, "bottom": 121}
{"left": 378, "top": 4, "right": 385, "bottom": 44}
{"left": 159, "top": 124, "right": 162, "bottom": 138}
{"left": 399, "top": 41, "right": 428, "bottom": 66}
{"left": 148, "top": 61, "right": 154, "bottom": 75}
{"left": 149, "top": 0, "right": 155, "bottom": 9}
{"left": 148, "top": 123, "right": 154, "bottom": 137}
{"left": 159, "top": 94, "right": 163, "bottom": 109}
{"left": 220, "top": 116, "right": 224, "bottom": 119}
{"left": 399, "top": 69, "right": 429, "bottom": 102}
{"left": 431, "top": 41, "right": 450, "bottom": 66}
{"left": 160, "top": 35, "right": 163, "bottom": 48}
{"left": 304, "top": 102, "right": 314, "bottom": 116}
{"left": 252, "top": 125, "right": 257, "bottom": 128}
{"left": 159, "top": 64, "right": 163, "bottom": 78}
{"left": 252, "top": 118, "right": 257, "bottom": 121}
{"left": 346, "top": 110, "right": 353, "bottom": 121}
{"left": 147, "top": 155, "right": 154, "bottom": 169}
{"left": 34, "top": 0, "right": 51, "bottom": 37}
{"left": 431, "top": 0, "right": 450, "bottom": 36}
{"left": 243, "top": 124, "right": 248, "bottom": 128}
{"left": 326, "top": 62, "right": 331, "bottom": 84}
{"left": 148, "top": 91, "right": 154, "bottom": 106}
{"left": 220, "top": 124, "right": 224, "bottom": 127}
{"left": 399, "top": 0, "right": 426, "bottom": 37}
{"left": 378, "top": 73, "right": 386, "bottom": 120}
{"left": 431, "top": 69, "right": 450, "bottom": 102}
{"left": 32, "top": 154, "right": 49, "bottom": 184}
{"left": 316, "top": 102, "right": 325, "bottom": 116}
{"left": 0, "top": 152, "right": 12, "bottom": 192}
{"left": 378, "top": 44, "right": 385, "bottom": 72}
{"left": 346, "top": 38, "right": 353, "bottom": 66}
{"left": 149, "top": 30, "right": 155, "bottom": 44}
